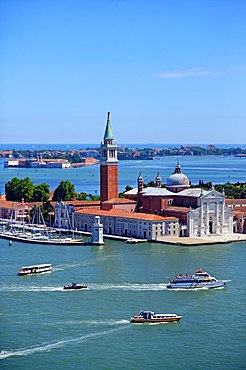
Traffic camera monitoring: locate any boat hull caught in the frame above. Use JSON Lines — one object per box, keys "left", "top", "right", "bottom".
{"left": 63, "top": 285, "right": 88, "bottom": 290}
{"left": 130, "top": 317, "right": 182, "bottom": 323}
{"left": 0, "top": 233, "right": 84, "bottom": 245}
{"left": 167, "top": 281, "right": 228, "bottom": 289}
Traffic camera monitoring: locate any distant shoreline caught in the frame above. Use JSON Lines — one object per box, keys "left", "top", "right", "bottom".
{"left": 1, "top": 143, "right": 246, "bottom": 151}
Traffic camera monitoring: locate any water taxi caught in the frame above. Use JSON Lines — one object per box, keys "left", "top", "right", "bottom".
{"left": 167, "top": 269, "right": 230, "bottom": 289}
{"left": 130, "top": 310, "right": 182, "bottom": 323}
{"left": 18, "top": 264, "right": 52, "bottom": 276}
{"left": 63, "top": 282, "right": 88, "bottom": 290}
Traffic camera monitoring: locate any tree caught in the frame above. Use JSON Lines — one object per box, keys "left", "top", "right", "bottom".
{"left": 33, "top": 183, "right": 50, "bottom": 202}
{"left": 5, "top": 177, "right": 34, "bottom": 202}
{"left": 12, "top": 149, "right": 19, "bottom": 158}
{"left": 77, "top": 192, "right": 88, "bottom": 200}
{"left": 52, "top": 180, "right": 76, "bottom": 201}
{"left": 5, "top": 177, "right": 20, "bottom": 201}
{"left": 124, "top": 185, "right": 133, "bottom": 192}
{"left": 88, "top": 193, "right": 100, "bottom": 201}
{"left": 20, "top": 177, "right": 35, "bottom": 201}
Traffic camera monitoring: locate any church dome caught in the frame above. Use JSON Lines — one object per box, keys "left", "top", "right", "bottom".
{"left": 166, "top": 162, "right": 190, "bottom": 192}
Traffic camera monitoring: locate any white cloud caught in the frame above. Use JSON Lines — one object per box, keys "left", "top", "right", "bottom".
{"left": 152, "top": 68, "right": 221, "bottom": 79}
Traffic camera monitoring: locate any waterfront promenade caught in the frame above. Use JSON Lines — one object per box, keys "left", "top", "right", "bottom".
{"left": 157, "top": 233, "right": 246, "bottom": 245}
{"left": 82, "top": 231, "right": 246, "bottom": 246}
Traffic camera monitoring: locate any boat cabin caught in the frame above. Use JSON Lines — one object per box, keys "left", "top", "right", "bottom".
{"left": 140, "top": 311, "right": 155, "bottom": 319}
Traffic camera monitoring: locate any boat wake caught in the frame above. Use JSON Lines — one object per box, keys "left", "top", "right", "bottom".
{"left": 1, "top": 285, "right": 64, "bottom": 292}
{"left": 88, "top": 283, "right": 168, "bottom": 291}
{"left": 0, "top": 326, "right": 128, "bottom": 360}
{"left": 1, "top": 283, "right": 168, "bottom": 292}
{"left": 59, "top": 319, "right": 129, "bottom": 327}
{"left": 4, "top": 283, "right": 226, "bottom": 292}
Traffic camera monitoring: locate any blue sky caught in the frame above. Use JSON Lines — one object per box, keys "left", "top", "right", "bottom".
{"left": 0, "top": 0, "right": 245, "bottom": 144}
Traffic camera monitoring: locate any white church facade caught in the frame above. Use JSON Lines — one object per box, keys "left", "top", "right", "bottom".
{"left": 187, "top": 188, "right": 233, "bottom": 237}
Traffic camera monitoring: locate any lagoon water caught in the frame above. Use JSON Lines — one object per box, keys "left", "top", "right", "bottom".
{"left": 1, "top": 154, "right": 246, "bottom": 369}
{"left": 1, "top": 238, "right": 246, "bottom": 369}
{"left": 1, "top": 154, "right": 246, "bottom": 196}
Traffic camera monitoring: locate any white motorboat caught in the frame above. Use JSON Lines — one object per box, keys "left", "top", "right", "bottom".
{"left": 167, "top": 269, "right": 230, "bottom": 289}
{"left": 18, "top": 264, "right": 52, "bottom": 276}
{"left": 130, "top": 310, "right": 182, "bottom": 323}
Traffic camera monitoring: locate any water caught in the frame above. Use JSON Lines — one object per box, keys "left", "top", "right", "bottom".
{"left": 1, "top": 153, "right": 246, "bottom": 369}
{"left": 1, "top": 155, "right": 246, "bottom": 196}
{"left": 1, "top": 238, "right": 246, "bottom": 369}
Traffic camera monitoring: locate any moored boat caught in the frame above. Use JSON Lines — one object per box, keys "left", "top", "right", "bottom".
{"left": 0, "top": 232, "right": 84, "bottom": 245}
{"left": 63, "top": 282, "right": 88, "bottom": 290}
{"left": 130, "top": 310, "right": 182, "bottom": 323}
{"left": 125, "top": 238, "right": 138, "bottom": 244}
{"left": 18, "top": 264, "right": 52, "bottom": 276}
{"left": 167, "top": 269, "right": 230, "bottom": 289}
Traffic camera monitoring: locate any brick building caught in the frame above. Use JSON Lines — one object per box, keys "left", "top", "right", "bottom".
{"left": 124, "top": 164, "right": 233, "bottom": 237}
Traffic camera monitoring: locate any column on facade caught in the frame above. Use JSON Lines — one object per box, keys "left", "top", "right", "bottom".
{"left": 216, "top": 202, "right": 219, "bottom": 224}
{"left": 221, "top": 201, "right": 224, "bottom": 225}
{"left": 198, "top": 202, "right": 203, "bottom": 237}
{"left": 216, "top": 201, "right": 219, "bottom": 234}
{"left": 205, "top": 202, "right": 209, "bottom": 234}
{"left": 200, "top": 202, "right": 204, "bottom": 226}
{"left": 189, "top": 216, "right": 193, "bottom": 237}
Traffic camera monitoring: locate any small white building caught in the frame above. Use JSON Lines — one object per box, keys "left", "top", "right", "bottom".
{"left": 90, "top": 216, "right": 104, "bottom": 245}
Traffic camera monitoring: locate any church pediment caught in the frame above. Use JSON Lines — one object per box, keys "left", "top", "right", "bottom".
{"left": 200, "top": 189, "right": 225, "bottom": 200}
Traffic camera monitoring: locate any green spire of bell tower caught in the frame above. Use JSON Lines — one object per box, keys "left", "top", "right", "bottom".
{"left": 104, "top": 112, "right": 114, "bottom": 142}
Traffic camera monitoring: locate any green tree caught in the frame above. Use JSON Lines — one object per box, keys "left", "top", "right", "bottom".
{"left": 77, "top": 192, "right": 88, "bottom": 200}
{"left": 5, "top": 177, "right": 20, "bottom": 201}
{"left": 33, "top": 183, "right": 50, "bottom": 202}
{"left": 12, "top": 149, "right": 19, "bottom": 158}
{"left": 119, "top": 185, "right": 133, "bottom": 198}
{"left": 52, "top": 180, "right": 76, "bottom": 201}
{"left": 20, "top": 177, "right": 34, "bottom": 201}
{"left": 88, "top": 194, "right": 100, "bottom": 201}
{"left": 5, "top": 177, "right": 34, "bottom": 202}
{"left": 125, "top": 185, "right": 133, "bottom": 192}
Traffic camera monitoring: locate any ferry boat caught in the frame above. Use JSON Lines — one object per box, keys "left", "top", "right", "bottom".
{"left": 130, "top": 311, "right": 182, "bottom": 323}
{"left": 63, "top": 282, "right": 88, "bottom": 290}
{"left": 167, "top": 269, "right": 230, "bottom": 289}
{"left": 18, "top": 264, "right": 52, "bottom": 276}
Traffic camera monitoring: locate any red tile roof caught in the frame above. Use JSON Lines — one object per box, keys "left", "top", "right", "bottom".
{"left": 164, "top": 206, "right": 191, "bottom": 213}
{"left": 75, "top": 207, "right": 178, "bottom": 221}
{"left": 102, "top": 198, "right": 136, "bottom": 204}
{"left": 225, "top": 199, "right": 246, "bottom": 205}
{"left": 55, "top": 200, "right": 100, "bottom": 206}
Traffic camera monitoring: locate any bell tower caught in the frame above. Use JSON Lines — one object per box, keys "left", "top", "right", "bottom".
{"left": 100, "top": 112, "right": 118, "bottom": 206}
